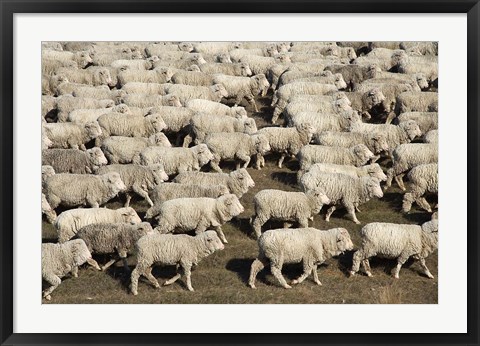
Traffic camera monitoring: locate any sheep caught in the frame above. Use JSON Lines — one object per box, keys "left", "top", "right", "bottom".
{"left": 185, "top": 99, "right": 247, "bottom": 118}
{"left": 385, "top": 143, "right": 438, "bottom": 191}
{"left": 71, "top": 87, "right": 126, "bottom": 103}
{"left": 117, "top": 68, "right": 174, "bottom": 86}
{"left": 121, "top": 82, "right": 170, "bottom": 95}
{"left": 257, "top": 123, "right": 315, "bottom": 168}
{"left": 199, "top": 62, "right": 253, "bottom": 77}
{"left": 42, "top": 193, "right": 57, "bottom": 224}
{"left": 153, "top": 194, "right": 244, "bottom": 244}
{"left": 42, "top": 42, "right": 63, "bottom": 51}
{"left": 145, "top": 42, "right": 194, "bottom": 57}
{"left": 42, "top": 165, "right": 56, "bottom": 187}
{"left": 42, "top": 74, "right": 69, "bottom": 95}
{"left": 349, "top": 120, "right": 423, "bottom": 157}
{"left": 352, "top": 48, "right": 402, "bottom": 71}
{"left": 44, "top": 172, "right": 127, "bottom": 209}
{"left": 75, "top": 222, "right": 154, "bottom": 271}
{"left": 193, "top": 42, "right": 243, "bottom": 55}
{"left": 402, "top": 163, "right": 438, "bottom": 213}
{"left": 212, "top": 74, "right": 270, "bottom": 112}
{"left": 343, "top": 88, "right": 387, "bottom": 120}
{"left": 41, "top": 95, "right": 57, "bottom": 120}
{"left": 289, "top": 110, "right": 363, "bottom": 135}
{"left": 91, "top": 51, "right": 143, "bottom": 67}
{"left": 56, "top": 95, "right": 115, "bottom": 122}
{"left": 280, "top": 72, "right": 347, "bottom": 91}
{"left": 42, "top": 239, "right": 99, "bottom": 300}
{"left": 42, "top": 147, "right": 108, "bottom": 174}
{"left": 120, "top": 94, "right": 182, "bottom": 108}
{"left": 154, "top": 53, "right": 207, "bottom": 69}
{"left": 130, "top": 231, "right": 224, "bottom": 295}
{"left": 395, "top": 91, "right": 438, "bottom": 114}
{"left": 299, "top": 163, "right": 387, "bottom": 192}
{"left": 314, "top": 131, "right": 389, "bottom": 163}
{"left": 67, "top": 104, "right": 131, "bottom": 124}
{"left": 54, "top": 67, "right": 114, "bottom": 87}
{"left": 397, "top": 112, "right": 438, "bottom": 135}
{"left": 42, "top": 129, "right": 53, "bottom": 150}
{"left": 183, "top": 114, "right": 257, "bottom": 146}
{"left": 310, "top": 173, "right": 383, "bottom": 224}
{"left": 368, "top": 41, "right": 402, "bottom": 50}
{"left": 56, "top": 82, "right": 108, "bottom": 96}
{"left": 275, "top": 70, "right": 330, "bottom": 91}
{"left": 297, "top": 144, "right": 375, "bottom": 175}
{"left": 204, "top": 132, "right": 271, "bottom": 172}
{"left": 240, "top": 54, "right": 291, "bottom": 76}
{"left": 424, "top": 129, "right": 438, "bottom": 144}
{"left": 350, "top": 220, "right": 438, "bottom": 279}
{"left": 42, "top": 49, "right": 92, "bottom": 69}
{"left": 248, "top": 227, "right": 354, "bottom": 289}
{"left": 251, "top": 189, "right": 331, "bottom": 238}
{"left": 272, "top": 82, "right": 338, "bottom": 109}
{"left": 170, "top": 70, "right": 215, "bottom": 86}
{"left": 55, "top": 207, "right": 141, "bottom": 243}
{"left": 163, "top": 83, "right": 229, "bottom": 104}
{"left": 397, "top": 56, "right": 438, "bottom": 82}
{"left": 133, "top": 144, "right": 214, "bottom": 176}
{"left": 362, "top": 72, "right": 430, "bottom": 91}
{"left": 110, "top": 57, "right": 158, "bottom": 70}
{"left": 95, "top": 164, "right": 168, "bottom": 207}
{"left": 228, "top": 47, "right": 277, "bottom": 62}
{"left": 400, "top": 42, "right": 438, "bottom": 55}
{"left": 324, "top": 64, "right": 379, "bottom": 90}
{"left": 97, "top": 113, "right": 166, "bottom": 140}
{"left": 42, "top": 59, "right": 78, "bottom": 77}
{"left": 173, "top": 168, "right": 255, "bottom": 198}
{"left": 43, "top": 121, "right": 103, "bottom": 150}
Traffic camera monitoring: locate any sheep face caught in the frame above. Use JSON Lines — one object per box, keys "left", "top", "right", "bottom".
{"left": 194, "top": 144, "right": 214, "bottom": 166}
{"left": 150, "top": 164, "right": 169, "bottom": 184}
{"left": 372, "top": 134, "right": 389, "bottom": 154}
{"left": 365, "top": 177, "right": 384, "bottom": 199}
{"left": 296, "top": 123, "right": 315, "bottom": 141}
{"left": 334, "top": 228, "right": 354, "bottom": 254}
{"left": 253, "top": 74, "right": 270, "bottom": 97}
{"left": 415, "top": 73, "right": 429, "bottom": 90}
{"left": 186, "top": 65, "right": 201, "bottom": 72}
{"left": 353, "top": 144, "right": 375, "bottom": 164}
{"left": 134, "top": 222, "right": 155, "bottom": 236}
{"left": 189, "top": 53, "right": 207, "bottom": 65}
{"left": 277, "top": 42, "right": 290, "bottom": 53}
{"left": 119, "top": 207, "right": 142, "bottom": 223}
{"left": 87, "top": 147, "right": 108, "bottom": 167}
{"left": 42, "top": 165, "right": 56, "bottom": 181}
{"left": 211, "top": 84, "right": 229, "bottom": 100}
{"left": 232, "top": 106, "right": 247, "bottom": 119}
{"left": 146, "top": 114, "right": 167, "bottom": 133}
{"left": 201, "top": 230, "right": 225, "bottom": 253}
{"left": 179, "top": 42, "right": 194, "bottom": 52}
{"left": 84, "top": 121, "right": 103, "bottom": 139}
{"left": 252, "top": 134, "right": 271, "bottom": 155}
{"left": 334, "top": 98, "right": 353, "bottom": 112}
{"left": 242, "top": 118, "right": 258, "bottom": 134}
{"left": 95, "top": 68, "right": 114, "bottom": 87}
{"left": 113, "top": 104, "right": 130, "bottom": 114}
{"left": 239, "top": 63, "right": 253, "bottom": 77}
{"left": 75, "top": 51, "right": 93, "bottom": 68}
{"left": 402, "top": 192, "right": 415, "bottom": 213}
{"left": 307, "top": 188, "right": 331, "bottom": 213}
{"left": 233, "top": 168, "right": 255, "bottom": 189}
{"left": 100, "top": 99, "right": 116, "bottom": 109}
{"left": 334, "top": 74, "right": 348, "bottom": 90}
{"left": 401, "top": 120, "right": 422, "bottom": 140}
{"left": 367, "top": 164, "right": 387, "bottom": 182}
{"left": 149, "top": 133, "right": 171, "bottom": 147}
{"left": 165, "top": 95, "right": 182, "bottom": 107}
{"left": 264, "top": 44, "right": 279, "bottom": 57}
{"left": 156, "top": 67, "right": 175, "bottom": 83}
{"left": 103, "top": 172, "right": 127, "bottom": 193}
{"left": 364, "top": 88, "right": 386, "bottom": 108}
{"left": 216, "top": 53, "right": 232, "bottom": 63}
{"left": 219, "top": 194, "right": 245, "bottom": 217}
{"left": 422, "top": 220, "right": 438, "bottom": 234}
{"left": 346, "top": 47, "right": 357, "bottom": 61}
{"left": 343, "top": 110, "right": 362, "bottom": 127}
{"left": 69, "top": 239, "right": 93, "bottom": 266}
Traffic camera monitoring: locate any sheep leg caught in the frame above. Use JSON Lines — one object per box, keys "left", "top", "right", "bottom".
{"left": 164, "top": 268, "right": 182, "bottom": 286}
{"left": 418, "top": 258, "right": 434, "bottom": 279}
{"left": 252, "top": 214, "right": 268, "bottom": 238}
{"left": 124, "top": 193, "right": 132, "bottom": 208}
{"left": 237, "top": 153, "right": 251, "bottom": 169}
{"left": 385, "top": 112, "right": 396, "bottom": 124}
{"left": 182, "top": 134, "right": 193, "bottom": 148}
{"left": 254, "top": 154, "right": 264, "bottom": 169}
{"left": 384, "top": 168, "right": 394, "bottom": 190}
{"left": 245, "top": 94, "right": 259, "bottom": 113}
{"left": 270, "top": 255, "right": 291, "bottom": 289}
{"left": 86, "top": 258, "right": 102, "bottom": 271}
{"left": 416, "top": 197, "right": 432, "bottom": 213}
{"left": 394, "top": 173, "right": 407, "bottom": 191}
{"left": 46, "top": 194, "right": 61, "bottom": 210}
{"left": 277, "top": 154, "right": 286, "bottom": 168}
{"left": 346, "top": 203, "right": 360, "bottom": 224}
{"left": 71, "top": 265, "right": 78, "bottom": 277}
{"left": 350, "top": 250, "right": 363, "bottom": 276}
{"left": 392, "top": 253, "right": 410, "bottom": 279}
{"left": 297, "top": 217, "right": 309, "bottom": 228}
{"left": 43, "top": 274, "right": 62, "bottom": 300}
{"left": 213, "top": 226, "right": 228, "bottom": 244}
{"left": 181, "top": 263, "right": 194, "bottom": 291}
{"left": 86, "top": 195, "right": 100, "bottom": 208}
{"left": 325, "top": 206, "right": 336, "bottom": 222}
{"left": 143, "top": 266, "right": 161, "bottom": 289}
{"left": 271, "top": 108, "right": 281, "bottom": 124}
{"left": 209, "top": 156, "right": 223, "bottom": 173}
{"left": 283, "top": 222, "right": 293, "bottom": 228}
{"left": 248, "top": 255, "right": 268, "bottom": 289}
{"left": 101, "top": 259, "right": 117, "bottom": 271}
{"left": 311, "top": 264, "right": 322, "bottom": 286}
{"left": 355, "top": 205, "right": 362, "bottom": 213}
{"left": 291, "top": 261, "right": 314, "bottom": 285}
{"left": 132, "top": 185, "right": 154, "bottom": 207}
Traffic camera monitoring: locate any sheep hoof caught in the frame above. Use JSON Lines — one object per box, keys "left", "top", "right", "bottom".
{"left": 366, "top": 272, "right": 373, "bottom": 277}
{"left": 248, "top": 284, "right": 257, "bottom": 289}
{"left": 187, "top": 287, "right": 195, "bottom": 292}
{"left": 131, "top": 290, "right": 138, "bottom": 296}
{"left": 291, "top": 280, "right": 299, "bottom": 285}
{"left": 349, "top": 271, "right": 356, "bottom": 277}
{"left": 284, "top": 284, "right": 292, "bottom": 289}
{"left": 45, "top": 295, "right": 52, "bottom": 301}
{"left": 354, "top": 221, "right": 361, "bottom": 225}
{"left": 427, "top": 273, "right": 434, "bottom": 279}
{"left": 315, "top": 281, "right": 322, "bottom": 286}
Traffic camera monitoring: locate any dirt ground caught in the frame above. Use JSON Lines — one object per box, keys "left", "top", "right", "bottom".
{"left": 42, "top": 93, "right": 438, "bottom": 304}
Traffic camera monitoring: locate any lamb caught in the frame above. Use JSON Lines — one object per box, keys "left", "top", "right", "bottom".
{"left": 42, "top": 147, "right": 108, "bottom": 174}
{"left": 44, "top": 172, "right": 127, "bottom": 209}
{"left": 95, "top": 164, "right": 168, "bottom": 206}
{"left": 183, "top": 113, "right": 257, "bottom": 146}
{"left": 397, "top": 112, "right": 438, "bottom": 135}
{"left": 67, "top": 104, "right": 131, "bottom": 124}
{"left": 154, "top": 194, "right": 244, "bottom": 244}
{"left": 185, "top": 99, "right": 247, "bottom": 118}
{"left": 314, "top": 131, "right": 389, "bottom": 163}
{"left": 240, "top": 54, "right": 291, "bottom": 76}
{"left": 308, "top": 173, "right": 384, "bottom": 224}
{"left": 43, "top": 121, "right": 103, "bottom": 150}
{"left": 42, "top": 193, "right": 57, "bottom": 224}
{"left": 251, "top": 189, "right": 331, "bottom": 238}
{"left": 324, "top": 64, "right": 379, "bottom": 90}
{"left": 54, "top": 67, "right": 114, "bottom": 87}
{"left": 424, "top": 129, "right": 438, "bottom": 144}
{"left": 199, "top": 62, "right": 253, "bottom": 76}
{"left": 204, "top": 132, "right": 271, "bottom": 172}
{"left": 56, "top": 95, "right": 115, "bottom": 122}
{"left": 173, "top": 168, "right": 255, "bottom": 198}
{"left": 385, "top": 143, "right": 438, "bottom": 191}
{"left": 130, "top": 231, "right": 224, "bottom": 295}
{"left": 256, "top": 123, "right": 315, "bottom": 169}
{"left": 42, "top": 49, "right": 92, "bottom": 69}
{"left": 297, "top": 144, "right": 374, "bottom": 175}
{"left": 402, "top": 163, "right": 438, "bottom": 213}
{"left": 120, "top": 94, "right": 182, "bottom": 108}
{"left": 248, "top": 227, "right": 354, "bottom": 289}
{"left": 212, "top": 74, "right": 270, "bottom": 112}
{"left": 289, "top": 110, "right": 362, "bottom": 134}
{"left": 350, "top": 220, "right": 438, "bottom": 279}
{"left": 170, "top": 70, "right": 215, "bottom": 86}
{"left": 163, "top": 83, "right": 229, "bottom": 104}
{"left": 133, "top": 144, "right": 214, "bottom": 176}
{"left": 97, "top": 113, "right": 166, "bottom": 139}
{"left": 55, "top": 207, "right": 141, "bottom": 243}
{"left": 42, "top": 239, "right": 99, "bottom": 300}
{"left": 272, "top": 82, "right": 338, "bottom": 110}
{"left": 395, "top": 92, "right": 438, "bottom": 114}
{"left": 75, "top": 222, "right": 154, "bottom": 271}
{"left": 299, "top": 163, "right": 387, "bottom": 192}
{"left": 100, "top": 134, "right": 171, "bottom": 164}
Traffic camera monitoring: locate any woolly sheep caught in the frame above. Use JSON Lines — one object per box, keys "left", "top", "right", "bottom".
{"left": 252, "top": 189, "right": 331, "bottom": 238}
{"left": 397, "top": 112, "right": 438, "bottom": 135}
{"left": 118, "top": 68, "right": 174, "bottom": 86}
{"left": 42, "top": 165, "right": 55, "bottom": 187}
{"left": 42, "top": 59, "right": 78, "bottom": 78}
{"left": 284, "top": 73, "right": 348, "bottom": 91}
{"left": 363, "top": 72, "right": 429, "bottom": 91}
{"left": 163, "top": 83, "right": 228, "bottom": 105}
{"left": 257, "top": 123, "right": 315, "bottom": 168}
{"left": 56, "top": 95, "right": 115, "bottom": 122}
{"left": 204, "top": 132, "right": 270, "bottom": 172}
{"left": 199, "top": 62, "right": 253, "bottom": 77}
{"left": 170, "top": 70, "right": 215, "bottom": 86}
{"left": 228, "top": 47, "right": 277, "bottom": 62}
{"left": 43, "top": 121, "right": 102, "bottom": 150}
{"left": 299, "top": 163, "right": 387, "bottom": 192}
{"left": 71, "top": 87, "right": 126, "bottom": 103}
{"left": 324, "top": 64, "right": 379, "bottom": 90}
{"left": 42, "top": 49, "right": 92, "bottom": 69}
{"left": 311, "top": 173, "right": 384, "bottom": 224}
{"left": 155, "top": 53, "right": 207, "bottom": 69}
{"left": 97, "top": 113, "right": 166, "bottom": 140}
{"left": 44, "top": 172, "right": 127, "bottom": 209}
{"left": 385, "top": 143, "right": 438, "bottom": 191}
{"left": 350, "top": 220, "right": 438, "bottom": 279}
{"left": 133, "top": 144, "right": 214, "bottom": 176}
{"left": 272, "top": 82, "right": 338, "bottom": 109}
{"left": 249, "top": 227, "right": 354, "bottom": 289}
{"left": 343, "top": 88, "right": 387, "bottom": 120}
{"left": 289, "top": 110, "right": 362, "bottom": 134}
{"left": 402, "top": 163, "right": 438, "bottom": 213}
{"left": 100, "top": 134, "right": 171, "bottom": 164}
{"left": 42, "top": 193, "right": 57, "bottom": 224}
{"left": 397, "top": 56, "right": 438, "bottom": 82}
{"left": 91, "top": 51, "right": 143, "bottom": 67}
{"left": 54, "top": 67, "right": 114, "bottom": 87}
{"left": 185, "top": 99, "right": 247, "bottom": 118}
{"left": 395, "top": 91, "right": 438, "bottom": 114}
{"left": 55, "top": 207, "right": 141, "bottom": 243}
{"left": 121, "top": 82, "right": 169, "bottom": 95}
{"left": 130, "top": 231, "right": 224, "bottom": 295}
{"left": 145, "top": 42, "right": 194, "bottom": 57}
{"left": 120, "top": 94, "right": 182, "bottom": 108}
{"left": 56, "top": 82, "right": 107, "bottom": 96}
{"left": 424, "top": 129, "right": 438, "bottom": 144}
{"left": 67, "top": 104, "right": 130, "bottom": 124}
{"left": 43, "top": 74, "right": 69, "bottom": 95}
{"left": 212, "top": 74, "right": 270, "bottom": 112}
{"left": 42, "top": 239, "right": 98, "bottom": 300}
{"left": 42, "top": 147, "right": 108, "bottom": 174}
{"left": 173, "top": 168, "right": 255, "bottom": 198}
{"left": 154, "top": 194, "right": 244, "bottom": 244}
{"left": 184, "top": 113, "right": 257, "bottom": 146}
{"left": 110, "top": 57, "right": 158, "bottom": 70}
{"left": 240, "top": 54, "right": 291, "bottom": 76}
{"left": 75, "top": 222, "right": 154, "bottom": 271}
{"left": 41, "top": 95, "right": 57, "bottom": 120}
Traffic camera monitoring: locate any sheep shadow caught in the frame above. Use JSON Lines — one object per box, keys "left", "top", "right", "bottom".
{"left": 270, "top": 171, "right": 298, "bottom": 187}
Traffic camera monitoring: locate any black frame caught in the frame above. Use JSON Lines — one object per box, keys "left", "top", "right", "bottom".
{"left": 1, "top": 1, "right": 479, "bottom": 345}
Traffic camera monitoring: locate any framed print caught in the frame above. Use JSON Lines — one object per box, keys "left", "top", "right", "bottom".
{"left": 1, "top": 0, "right": 479, "bottom": 345}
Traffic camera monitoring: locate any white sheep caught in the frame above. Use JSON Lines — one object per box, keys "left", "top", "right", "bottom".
{"left": 130, "top": 231, "right": 224, "bottom": 295}
{"left": 56, "top": 95, "right": 115, "bottom": 122}
{"left": 252, "top": 189, "right": 331, "bottom": 238}
{"left": 42, "top": 49, "right": 92, "bottom": 69}
{"left": 424, "top": 129, "right": 438, "bottom": 144}
{"left": 350, "top": 220, "right": 438, "bottom": 279}
{"left": 199, "top": 62, "right": 253, "bottom": 77}
{"left": 170, "top": 70, "right": 215, "bottom": 86}
{"left": 120, "top": 94, "right": 182, "bottom": 108}
{"left": 67, "top": 104, "right": 131, "bottom": 124}
{"left": 173, "top": 168, "right": 255, "bottom": 198}
{"left": 395, "top": 91, "right": 438, "bottom": 114}
{"left": 42, "top": 147, "right": 108, "bottom": 174}
{"left": 42, "top": 193, "right": 57, "bottom": 224}
{"left": 240, "top": 54, "right": 291, "bottom": 76}
{"left": 43, "top": 121, "right": 102, "bottom": 150}
{"left": 121, "top": 82, "right": 169, "bottom": 95}
{"left": 54, "top": 66, "right": 114, "bottom": 87}
{"left": 289, "top": 110, "right": 362, "bottom": 134}
{"left": 402, "top": 163, "right": 438, "bottom": 213}
{"left": 397, "top": 112, "right": 438, "bottom": 135}
{"left": 110, "top": 57, "right": 158, "bottom": 70}
{"left": 248, "top": 227, "right": 354, "bottom": 289}
{"left": 324, "top": 64, "right": 379, "bottom": 90}
{"left": 97, "top": 113, "right": 166, "bottom": 140}
{"left": 204, "top": 132, "right": 271, "bottom": 172}
{"left": 185, "top": 99, "right": 247, "bottom": 118}
{"left": 55, "top": 207, "right": 142, "bottom": 243}
{"left": 163, "top": 83, "right": 229, "bottom": 105}
{"left": 272, "top": 82, "right": 338, "bottom": 110}
{"left": 117, "top": 68, "right": 174, "bottom": 86}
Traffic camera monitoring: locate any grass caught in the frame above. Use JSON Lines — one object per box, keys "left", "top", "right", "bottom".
{"left": 42, "top": 93, "right": 438, "bottom": 304}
